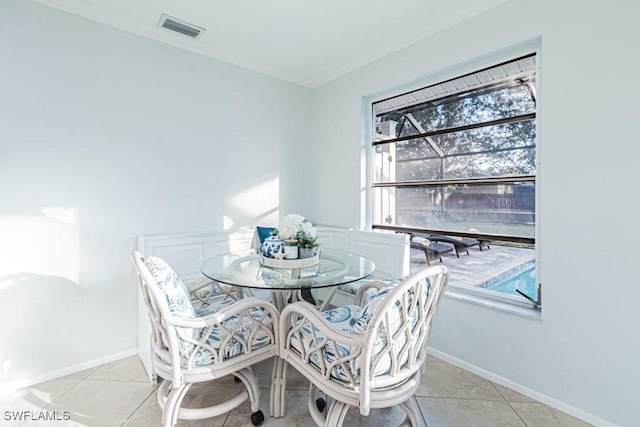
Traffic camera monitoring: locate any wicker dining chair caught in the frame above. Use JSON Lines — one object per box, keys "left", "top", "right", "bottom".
{"left": 132, "top": 251, "right": 279, "bottom": 427}
{"left": 279, "top": 265, "right": 448, "bottom": 426}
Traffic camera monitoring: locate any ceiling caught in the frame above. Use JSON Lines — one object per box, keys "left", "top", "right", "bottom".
{"left": 32, "top": 0, "right": 507, "bottom": 88}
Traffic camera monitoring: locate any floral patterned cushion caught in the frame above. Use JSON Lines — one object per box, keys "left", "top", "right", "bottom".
{"left": 356, "top": 279, "right": 431, "bottom": 368}
{"left": 144, "top": 256, "right": 198, "bottom": 355}
{"left": 290, "top": 299, "right": 410, "bottom": 383}
{"left": 289, "top": 305, "right": 364, "bottom": 382}
{"left": 144, "top": 256, "right": 195, "bottom": 319}
{"left": 290, "top": 281, "right": 428, "bottom": 383}
{"left": 337, "top": 276, "right": 401, "bottom": 297}
{"left": 190, "top": 300, "right": 273, "bottom": 366}
{"left": 144, "top": 257, "right": 271, "bottom": 365}
{"left": 353, "top": 286, "right": 396, "bottom": 332}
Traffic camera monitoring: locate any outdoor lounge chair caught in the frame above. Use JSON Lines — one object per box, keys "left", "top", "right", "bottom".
{"left": 409, "top": 235, "right": 453, "bottom": 265}
{"left": 420, "top": 233, "right": 485, "bottom": 257}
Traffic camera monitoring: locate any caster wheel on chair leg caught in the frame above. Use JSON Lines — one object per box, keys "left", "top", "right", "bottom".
{"left": 251, "top": 410, "right": 265, "bottom": 426}
{"left": 316, "top": 397, "right": 326, "bottom": 412}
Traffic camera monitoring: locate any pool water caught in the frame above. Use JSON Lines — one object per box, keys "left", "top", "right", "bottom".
{"left": 485, "top": 266, "right": 537, "bottom": 300}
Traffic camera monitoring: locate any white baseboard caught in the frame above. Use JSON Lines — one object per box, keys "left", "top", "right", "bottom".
{"left": 426, "top": 347, "right": 616, "bottom": 427}
{"left": 0, "top": 348, "right": 138, "bottom": 395}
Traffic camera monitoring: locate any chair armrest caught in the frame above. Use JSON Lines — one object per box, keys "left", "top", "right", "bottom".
{"left": 168, "top": 297, "right": 279, "bottom": 369}
{"left": 353, "top": 280, "right": 387, "bottom": 306}
{"left": 170, "top": 297, "right": 279, "bottom": 329}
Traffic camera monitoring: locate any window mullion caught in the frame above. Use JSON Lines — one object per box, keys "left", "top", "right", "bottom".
{"left": 372, "top": 113, "right": 536, "bottom": 147}
{"left": 373, "top": 175, "right": 535, "bottom": 187}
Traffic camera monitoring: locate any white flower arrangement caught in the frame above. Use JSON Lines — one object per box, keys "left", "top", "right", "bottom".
{"left": 276, "top": 214, "right": 305, "bottom": 240}
{"left": 298, "top": 221, "right": 318, "bottom": 248}
{"left": 275, "top": 214, "right": 318, "bottom": 248}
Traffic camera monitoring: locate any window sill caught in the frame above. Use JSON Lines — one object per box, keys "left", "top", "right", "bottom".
{"left": 445, "top": 287, "right": 542, "bottom": 320}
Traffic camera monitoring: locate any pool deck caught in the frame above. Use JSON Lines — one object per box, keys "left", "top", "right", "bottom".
{"left": 409, "top": 243, "right": 535, "bottom": 288}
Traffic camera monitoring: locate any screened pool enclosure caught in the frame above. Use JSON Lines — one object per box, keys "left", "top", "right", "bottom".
{"left": 371, "top": 54, "right": 539, "bottom": 309}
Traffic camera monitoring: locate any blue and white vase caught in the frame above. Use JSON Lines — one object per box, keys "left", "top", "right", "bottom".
{"left": 261, "top": 235, "right": 285, "bottom": 258}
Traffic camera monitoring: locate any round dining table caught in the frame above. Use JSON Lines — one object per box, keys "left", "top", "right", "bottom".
{"left": 201, "top": 248, "right": 375, "bottom": 418}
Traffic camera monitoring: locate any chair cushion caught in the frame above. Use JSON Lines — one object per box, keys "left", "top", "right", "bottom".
{"left": 337, "top": 276, "right": 401, "bottom": 297}
{"left": 144, "top": 257, "right": 271, "bottom": 365}
{"left": 289, "top": 305, "right": 364, "bottom": 382}
{"left": 256, "top": 226, "right": 276, "bottom": 244}
{"left": 144, "top": 256, "right": 198, "bottom": 356}
{"left": 353, "top": 286, "right": 396, "bottom": 332}
{"left": 190, "top": 300, "right": 273, "bottom": 366}
{"left": 322, "top": 305, "right": 365, "bottom": 334}
{"left": 357, "top": 279, "right": 431, "bottom": 360}
{"left": 289, "top": 282, "right": 429, "bottom": 383}
{"left": 144, "top": 256, "right": 195, "bottom": 319}
{"left": 290, "top": 288, "right": 407, "bottom": 383}
{"left": 358, "top": 279, "right": 430, "bottom": 332}
{"left": 411, "top": 236, "right": 431, "bottom": 247}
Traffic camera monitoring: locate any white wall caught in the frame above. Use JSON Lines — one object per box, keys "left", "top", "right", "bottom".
{"left": 0, "top": 1, "right": 310, "bottom": 388}
{"left": 3, "top": 0, "right": 639, "bottom": 425}
{"left": 310, "top": 1, "right": 640, "bottom": 426}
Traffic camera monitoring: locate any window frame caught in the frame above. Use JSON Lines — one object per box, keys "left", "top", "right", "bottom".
{"left": 367, "top": 52, "right": 540, "bottom": 313}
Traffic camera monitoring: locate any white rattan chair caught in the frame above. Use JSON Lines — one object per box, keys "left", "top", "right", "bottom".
{"left": 132, "top": 251, "right": 279, "bottom": 427}
{"left": 279, "top": 265, "right": 448, "bottom": 427}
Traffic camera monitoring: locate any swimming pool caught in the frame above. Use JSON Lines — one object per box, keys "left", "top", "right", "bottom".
{"left": 480, "top": 262, "right": 536, "bottom": 299}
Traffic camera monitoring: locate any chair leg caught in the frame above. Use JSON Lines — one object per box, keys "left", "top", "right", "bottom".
{"left": 233, "top": 368, "right": 260, "bottom": 413}
{"left": 307, "top": 384, "right": 326, "bottom": 427}
{"left": 170, "top": 384, "right": 192, "bottom": 427}
{"left": 398, "top": 397, "right": 425, "bottom": 427}
{"left": 158, "top": 381, "right": 191, "bottom": 427}
{"left": 233, "top": 368, "right": 266, "bottom": 425}
{"left": 324, "top": 399, "right": 350, "bottom": 427}
{"left": 424, "top": 249, "right": 431, "bottom": 266}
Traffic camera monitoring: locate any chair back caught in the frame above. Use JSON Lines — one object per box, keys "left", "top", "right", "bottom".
{"left": 358, "top": 265, "right": 448, "bottom": 405}
{"left": 132, "top": 251, "right": 187, "bottom": 385}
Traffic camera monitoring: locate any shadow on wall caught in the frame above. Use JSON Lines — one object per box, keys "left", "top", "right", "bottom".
{"left": 0, "top": 272, "right": 87, "bottom": 390}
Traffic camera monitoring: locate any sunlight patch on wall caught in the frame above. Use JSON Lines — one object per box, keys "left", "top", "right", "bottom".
{"left": 223, "top": 216, "right": 234, "bottom": 230}
{"left": 229, "top": 177, "right": 280, "bottom": 220}
{"left": 0, "top": 207, "right": 80, "bottom": 283}
{"left": 41, "top": 206, "right": 78, "bottom": 225}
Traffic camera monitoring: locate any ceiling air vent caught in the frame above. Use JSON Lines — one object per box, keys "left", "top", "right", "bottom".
{"left": 158, "top": 14, "right": 205, "bottom": 39}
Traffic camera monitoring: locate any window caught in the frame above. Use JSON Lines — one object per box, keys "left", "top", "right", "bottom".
{"left": 371, "top": 54, "right": 539, "bottom": 310}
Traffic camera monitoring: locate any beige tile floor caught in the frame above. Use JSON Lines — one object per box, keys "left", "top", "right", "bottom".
{"left": 1, "top": 355, "right": 591, "bottom": 427}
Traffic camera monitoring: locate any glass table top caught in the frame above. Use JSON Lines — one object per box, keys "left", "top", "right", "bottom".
{"left": 201, "top": 249, "right": 375, "bottom": 290}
